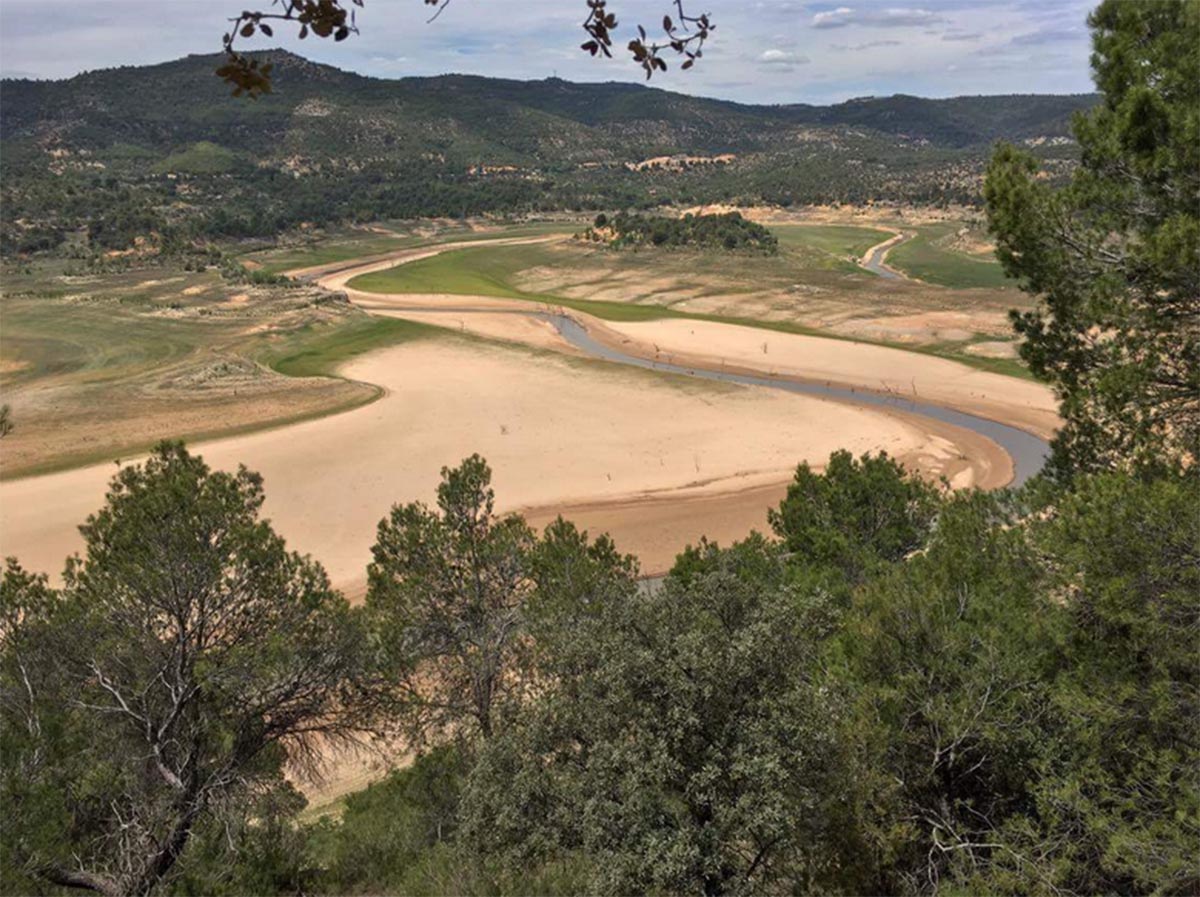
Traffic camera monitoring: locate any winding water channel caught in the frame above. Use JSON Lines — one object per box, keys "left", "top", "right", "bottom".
{"left": 543, "top": 314, "right": 1050, "bottom": 486}
{"left": 860, "top": 232, "right": 911, "bottom": 279}
{"left": 379, "top": 302, "right": 1051, "bottom": 486}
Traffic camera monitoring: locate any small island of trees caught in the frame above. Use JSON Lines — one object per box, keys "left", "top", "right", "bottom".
{"left": 586, "top": 210, "right": 780, "bottom": 254}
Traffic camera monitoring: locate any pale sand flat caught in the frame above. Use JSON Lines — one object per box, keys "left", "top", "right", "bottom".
{"left": 0, "top": 339, "right": 994, "bottom": 593}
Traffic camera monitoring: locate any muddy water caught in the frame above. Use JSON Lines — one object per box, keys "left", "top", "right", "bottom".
{"left": 861, "top": 233, "right": 911, "bottom": 280}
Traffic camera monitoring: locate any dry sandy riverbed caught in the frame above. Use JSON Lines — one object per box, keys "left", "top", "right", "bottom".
{"left": 1, "top": 233, "right": 1055, "bottom": 590}
{"left": 586, "top": 318, "right": 1060, "bottom": 439}
{"left": 319, "top": 238, "right": 1057, "bottom": 440}
{"left": 0, "top": 337, "right": 995, "bottom": 589}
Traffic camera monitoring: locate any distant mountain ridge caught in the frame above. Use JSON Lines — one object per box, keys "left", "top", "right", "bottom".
{"left": 0, "top": 52, "right": 1098, "bottom": 252}
{"left": 2, "top": 51, "right": 1096, "bottom": 153}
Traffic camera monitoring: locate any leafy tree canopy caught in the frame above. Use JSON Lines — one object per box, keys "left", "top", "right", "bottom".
{"left": 0, "top": 443, "right": 374, "bottom": 896}
{"left": 985, "top": 0, "right": 1200, "bottom": 476}
{"left": 768, "top": 449, "right": 941, "bottom": 583}
{"left": 591, "top": 210, "right": 779, "bottom": 254}
{"left": 368, "top": 454, "right": 537, "bottom": 744}
{"left": 464, "top": 532, "right": 845, "bottom": 896}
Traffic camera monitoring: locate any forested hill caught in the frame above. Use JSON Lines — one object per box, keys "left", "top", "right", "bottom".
{"left": 1, "top": 51, "right": 1095, "bottom": 154}
{"left": 0, "top": 51, "right": 1097, "bottom": 252}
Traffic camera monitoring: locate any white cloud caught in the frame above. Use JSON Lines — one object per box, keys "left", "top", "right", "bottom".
{"left": 812, "top": 7, "right": 946, "bottom": 30}
{"left": 756, "top": 47, "right": 810, "bottom": 73}
{"left": 830, "top": 39, "right": 903, "bottom": 51}
{"left": 812, "top": 7, "right": 855, "bottom": 29}
{"left": 759, "top": 48, "right": 810, "bottom": 65}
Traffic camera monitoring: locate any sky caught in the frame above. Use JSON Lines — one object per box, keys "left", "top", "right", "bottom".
{"left": 0, "top": 0, "right": 1098, "bottom": 104}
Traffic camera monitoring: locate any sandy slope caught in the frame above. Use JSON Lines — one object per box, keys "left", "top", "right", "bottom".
{"left": 351, "top": 297, "right": 1058, "bottom": 441}
{"left": 585, "top": 318, "right": 1060, "bottom": 439}
{"left": 0, "top": 339, "right": 978, "bottom": 588}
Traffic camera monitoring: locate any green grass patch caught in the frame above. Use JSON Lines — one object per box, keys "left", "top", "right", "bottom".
{"left": 245, "top": 222, "right": 577, "bottom": 275}
{"left": 348, "top": 243, "right": 1036, "bottom": 380}
{"left": 263, "top": 317, "right": 439, "bottom": 378}
{"left": 152, "top": 141, "right": 245, "bottom": 175}
{"left": 250, "top": 237, "right": 421, "bottom": 275}
{"left": 349, "top": 246, "right": 534, "bottom": 298}
{"left": 773, "top": 224, "right": 889, "bottom": 270}
{"left": 1, "top": 301, "right": 202, "bottom": 387}
{"left": 350, "top": 246, "right": 679, "bottom": 323}
{"left": 887, "top": 224, "right": 1014, "bottom": 289}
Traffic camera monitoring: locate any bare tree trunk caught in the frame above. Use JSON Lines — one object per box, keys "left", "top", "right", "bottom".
{"left": 36, "top": 866, "right": 121, "bottom": 897}
{"left": 130, "top": 799, "right": 205, "bottom": 896}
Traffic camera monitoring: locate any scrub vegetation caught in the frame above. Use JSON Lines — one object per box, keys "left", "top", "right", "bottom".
{"left": 589, "top": 210, "right": 779, "bottom": 254}
{"left": 1, "top": 3, "right": 1195, "bottom": 896}
{"left": 3, "top": 442, "right": 1194, "bottom": 896}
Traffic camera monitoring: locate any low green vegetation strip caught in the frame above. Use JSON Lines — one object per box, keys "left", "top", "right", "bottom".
{"left": 348, "top": 243, "right": 1035, "bottom": 379}
{"left": 1, "top": 298, "right": 209, "bottom": 386}
{"left": 350, "top": 245, "right": 551, "bottom": 300}
{"left": 350, "top": 247, "right": 677, "bottom": 324}
{"left": 887, "top": 223, "right": 1013, "bottom": 289}
{"left": 245, "top": 223, "right": 576, "bottom": 275}
{"left": 773, "top": 224, "right": 889, "bottom": 268}
{"left": 261, "top": 317, "right": 439, "bottom": 379}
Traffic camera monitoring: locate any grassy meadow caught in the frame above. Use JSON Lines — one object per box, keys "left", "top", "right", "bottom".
{"left": 0, "top": 259, "right": 448, "bottom": 478}
{"left": 772, "top": 223, "right": 891, "bottom": 269}
{"left": 887, "top": 222, "right": 1014, "bottom": 288}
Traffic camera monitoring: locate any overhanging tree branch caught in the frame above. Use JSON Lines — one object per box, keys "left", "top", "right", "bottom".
{"left": 218, "top": 0, "right": 715, "bottom": 96}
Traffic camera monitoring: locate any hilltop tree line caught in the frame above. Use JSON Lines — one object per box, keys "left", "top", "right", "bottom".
{"left": 0, "top": 49, "right": 1090, "bottom": 259}
{"left": 0, "top": 146, "right": 991, "bottom": 258}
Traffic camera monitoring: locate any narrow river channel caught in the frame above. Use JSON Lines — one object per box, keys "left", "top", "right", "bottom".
{"left": 371, "top": 301, "right": 1051, "bottom": 486}
{"left": 542, "top": 313, "right": 1050, "bottom": 486}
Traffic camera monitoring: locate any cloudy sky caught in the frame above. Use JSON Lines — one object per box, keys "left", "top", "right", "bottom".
{"left": 0, "top": 0, "right": 1097, "bottom": 104}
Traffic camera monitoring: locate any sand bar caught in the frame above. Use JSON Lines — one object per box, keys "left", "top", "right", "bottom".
{"left": 0, "top": 339, "right": 984, "bottom": 587}
{"left": 3, "top": 234, "right": 1046, "bottom": 590}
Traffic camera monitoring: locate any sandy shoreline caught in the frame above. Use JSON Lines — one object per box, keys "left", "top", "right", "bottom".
{"left": 0, "top": 338, "right": 974, "bottom": 588}
{"left": 341, "top": 283, "right": 1058, "bottom": 440}
{"left": 1, "top": 234, "right": 1054, "bottom": 593}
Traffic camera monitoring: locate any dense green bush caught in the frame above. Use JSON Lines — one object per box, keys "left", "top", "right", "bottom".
{"left": 598, "top": 210, "right": 779, "bottom": 254}
{"left": 768, "top": 449, "right": 941, "bottom": 582}
{"left": 3, "top": 449, "right": 1195, "bottom": 896}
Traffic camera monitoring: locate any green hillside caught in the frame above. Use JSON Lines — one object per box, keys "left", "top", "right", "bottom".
{"left": 0, "top": 52, "right": 1097, "bottom": 253}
